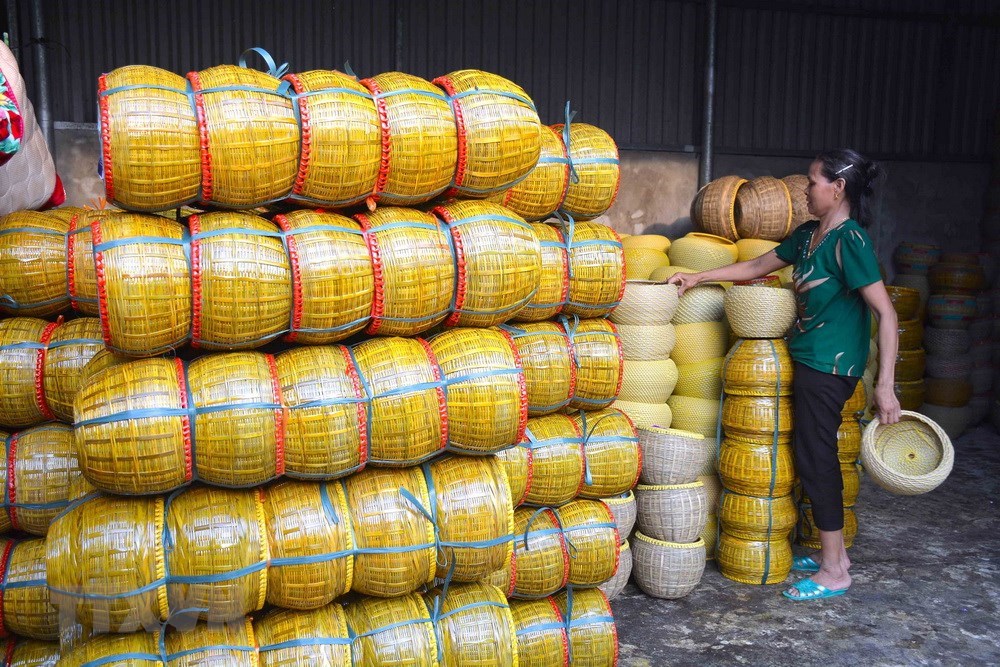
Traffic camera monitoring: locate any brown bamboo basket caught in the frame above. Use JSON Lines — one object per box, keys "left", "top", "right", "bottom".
{"left": 897, "top": 318, "right": 924, "bottom": 351}
{"left": 426, "top": 455, "right": 515, "bottom": 582}
{"left": 282, "top": 69, "right": 381, "bottom": 207}
{"left": 352, "top": 337, "right": 448, "bottom": 466}
{"left": 434, "top": 69, "right": 541, "bottom": 199}
{"left": 667, "top": 233, "right": 739, "bottom": 272}
{"left": 673, "top": 284, "right": 726, "bottom": 324}
{"left": 495, "top": 125, "right": 570, "bottom": 222}
{"left": 599, "top": 539, "right": 632, "bottom": 601}
{"left": 360, "top": 71, "right": 457, "bottom": 205}
{"left": 674, "top": 357, "right": 724, "bottom": 401}
{"left": 510, "top": 321, "right": 575, "bottom": 416}
{"left": 186, "top": 64, "right": 298, "bottom": 206}
{"left": 98, "top": 65, "right": 201, "bottom": 211}
{"left": 263, "top": 480, "right": 354, "bottom": 610}
{"left": 274, "top": 209, "right": 374, "bottom": 343}
{"left": 66, "top": 209, "right": 111, "bottom": 316}
{"left": 635, "top": 482, "right": 708, "bottom": 544}
{"left": 557, "top": 499, "right": 620, "bottom": 586}
{"left": 666, "top": 395, "right": 720, "bottom": 438}
{"left": 691, "top": 175, "right": 744, "bottom": 240}
{"left": 0, "top": 211, "right": 70, "bottom": 317}
{"left": 718, "top": 437, "right": 795, "bottom": 497}
{"left": 509, "top": 597, "right": 569, "bottom": 666}
{"left": 718, "top": 491, "right": 797, "bottom": 541}
{"left": 609, "top": 400, "right": 673, "bottom": 431}
{"left": 0, "top": 318, "right": 57, "bottom": 428}
{"left": 429, "top": 328, "right": 527, "bottom": 454}
{"left": 782, "top": 174, "right": 811, "bottom": 230}
{"left": 702, "top": 514, "right": 718, "bottom": 560}
{"left": 495, "top": 444, "right": 531, "bottom": 507}
{"left": 60, "top": 632, "right": 161, "bottom": 667}
{"left": 39, "top": 317, "right": 103, "bottom": 423}
{"left": 894, "top": 380, "right": 925, "bottom": 411}
{"left": 722, "top": 396, "right": 793, "bottom": 443}
{"left": 725, "top": 286, "right": 797, "bottom": 339}
{"left": 46, "top": 494, "right": 166, "bottom": 633}
{"left": 554, "top": 122, "right": 620, "bottom": 221}
{"left": 571, "top": 408, "right": 641, "bottom": 499}
{"left": 618, "top": 358, "right": 678, "bottom": 403}
{"left": 163, "top": 614, "right": 257, "bottom": 664}
{"left": 837, "top": 420, "right": 862, "bottom": 463}
{"left": 424, "top": 581, "right": 518, "bottom": 667}
{"left": 734, "top": 176, "right": 793, "bottom": 241}
{"left": 924, "top": 377, "right": 973, "bottom": 407}
{"left": 521, "top": 414, "right": 584, "bottom": 507}
{"left": 926, "top": 294, "right": 977, "bottom": 330}
{"left": 553, "top": 587, "right": 618, "bottom": 664}
{"left": 723, "top": 338, "right": 794, "bottom": 397}
{"left": 671, "top": 321, "right": 729, "bottom": 366}
{"left": 602, "top": 491, "right": 637, "bottom": 542}
{"left": 434, "top": 201, "right": 542, "bottom": 328}
{"left": 566, "top": 318, "right": 623, "bottom": 411}
{"left": 632, "top": 533, "right": 706, "bottom": 599}
{"left": 614, "top": 322, "right": 676, "bottom": 360}
{"left": 344, "top": 466, "right": 436, "bottom": 597}
{"left": 717, "top": 532, "right": 792, "bottom": 585}
{"left": 639, "top": 427, "right": 709, "bottom": 485}
{"left": 556, "top": 221, "right": 626, "bottom": 319}
{"left": 0, "top": 538, "right": 58, "bottom": 640}
{"left": 508, "top": 507, "right": 570, "bottom": 599}
{"left": 344, "top": 593, "right": 437, "bottom": 664}
{"left": 5, "top": 638, "right": 60, "bottom": 666}
{"left": 256, "top": 603, "right": 351, "bottom": 667}
{"left": 357, "top": 207, "right": 455, "bottom": 336}
{"left": 894, "top": 348, "right": 927, "bottom": 383}
{"left": 922, "top": 326, "right": 971, "bottom": 355}
{"left": 514, "top": 222, "right": 568, "bottom": 321}
{"left": 92, "top": 213, "right": 191, "bottom": 356}
{"left": 609, "top": 281, "right": 680, "bottom": 325}
{"left": 929, "top": 262, "right": 986, "bottom": 294}
{"left": 797, "top": 505, "right": 858, "bottom": 549}
{"left": 886, "top": 285, "right": 921, "bottom": 321}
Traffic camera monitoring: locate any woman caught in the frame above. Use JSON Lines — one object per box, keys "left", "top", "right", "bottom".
{"left": 669, "top": 149, "right": 901, "bottom": 601}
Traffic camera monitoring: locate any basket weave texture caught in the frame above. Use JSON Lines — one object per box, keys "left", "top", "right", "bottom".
{"left": 632, "top": 533, "right": 706, "bottom": 599}
{"left": 619, "top": 358, "right": 678, "bottom": 403}
{"left": 722, "top": 396, "right": 793, "bottom": 443}
{"left": 861, "top": 410, "right": 953, "bottom": 495}
{"left": 639, "top": 427, "right": 710, "bottom": 485}
{"left": 423, "top": 581, "right": 518, "bottom": 667}
{"left": 668, "top": 233, "right": 739, "bottom": 272}
{"left": 718, "top": 438, "right": 795, "bottom": 497}
{"left": 509, "top": 321, "right": 574, "bottom": 416}
{"left": 255, "top": 603, "right": 351, "bottom": 666}
{"left": 671, "top": 321, "right": 729, "bottom": 366}
{"left": 553, "top": 587, "right": 619, "bottom": 666}
{"left": 782, "top": 174, "right": 811, "bottom": 230}
{"left": 717, "top": 532, "right": 792, "bottom": 585}
{"left": 559, "top": 221, "right": 626, "bottom": 319}
{"left": 554, "top": 122, "right": 621, "bottom": 221}
{"left": 673, "top": 285, "right": 726, "bottom": 324}
{"left": 600, "top": 540, "right": 632, "bottom": 601}
{"left": 725, "top": 286, "right": 797, "bottom": 339}
{"left": 674, "top": 357, "right": 724, "bottom": 400}
{"left": 718, "top": 491, "right": 796, "bottom": 541}
{"left": 602, "top": 491, "right": 637, "bottom": 542}
{"left": 886, "top": 286, "right": 921, "bottom": 320}
{"left": 519, "top": 413, "right": 584, "bottom": 507}
{"left": 0, "top": 538, "right": 58, "bottom": 640}
{"left": 614, "top": 322, "right": 676, "bottom": 360}
{"left": 922, "top": 326, "right": 972, "bottom": 355}
{"left": 508, "top": 597, "right": 569, "bottom": 666}
{"left": 494, "top": 125, "right": 569, "bottom": 222}
{"left": 734, "top": 176, "right": 793, "bottom": 241}
{"left": 570, "top": 408, "right": 642, "bottom": 499}
{"left": 565, "top": 318, "right": 623, "bottom": 411}
{"left": 691, "top": 176, "right": 745, "bottom": 240}
{"left": 609, "top": 281, "right": 679, "bottom": 326}
{"left": 723, "top": 338, "right": 794, "bottom": 397}
{"left": 927, "top": 294, "right": 977, "bottom": 330}
{"left": 513, "top": 223, "right": 567, "bottom": 321}
{"left": 635, "top": 482, "right": 708, "bottom": 543}
{"left": 666, "top": 395, "right": 720, "bottom": 438}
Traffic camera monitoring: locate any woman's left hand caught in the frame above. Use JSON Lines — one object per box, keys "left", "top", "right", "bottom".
{"left": 873, "top": 383, "right": 901, "bottom": 425}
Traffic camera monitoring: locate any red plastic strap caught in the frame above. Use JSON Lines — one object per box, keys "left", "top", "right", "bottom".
{"left": 186, "top": 71, "right": 214, "bottom": 203}
{"left": 433, "top": 207, "right": 467, "bottom": 328}
{"left": 91, "top": 220, "right": 114, "bottom": 347}
{"left": 546, "top": 596, "right": 570, "bottom": 667}
{"left": 357, "top": 215, "right": 386, "bottom": 335}
{"left": 339, "top": 345, "right": 369, "bottom": 468}
{"left": 189, "top": 215, "right": 204, "bottom": 348}
{"left": 609, "top": 143, "right": 622, "bottom": 212}
{"left": 419, "top": 338, "right": 450, "bottom": 453}
{"left": 67, "top": 213, "right": 80, "bottom": 310}
{"left": 265, "top": 354, "right": 287, "bottom": 477}
{"left": 6, "top": 435, "right": 19, "bottom": 532}
{"left": 97, "top": 74, "right": 115, "bottom": 201}
{"left": 432, "top": 75, "right": 468, "bottom": 199}
{"left": 275, "top": 215, "right": 304, "bottom": 343}
{"left": 521, "top": 447, "right": 534, "bottom": 507}
{"left": 33, "top": 319, "right": 60, "bottom": 421}
{"left": 360, "top": 77, "right": 392, "bottom": 208}
{"left": 499, "top": 329, "right": 529, "bottom": 445}
{"left": 173, "top": 358, "right": 194, "bottom": 483}
{"left": 607, "top": 321, "right": 625, "bottom": 399}
{"left": 284, "top": 74, "right": 313, "bottom": 197}
{"left": 0, "top": 540, "right": 13, "bottom": 638}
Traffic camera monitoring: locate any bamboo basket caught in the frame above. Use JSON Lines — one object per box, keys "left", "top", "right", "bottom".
{"left": 0, "top": 211, "right": 70, "bottom": 317}
{"left": 426, "top": 455, "right": 515, "bottom": 581}
{"left": 434, "top": 69, "right": 541, "bottom": 198}
{"left": 39, "top": 317, "right": 104, "bottom": 423}
{"left": 718, "top": 438, "right": 795, "bottom": 497}
{"left": 167, "top": 618, "right": 258, "bottom": 664}
{"left": 508, "top": 598, "right": 569, "bottom": 667}
{"left": 609, "top": 280, "right": 679, "bottom": 326}
{"left": 65, "top": 209, "right": 110, "bottom": 317}
{"left": 424, "top": 581, "right": 518, "bottom": 667}
{"left": 495, "top": 445, "right": 531, "bottom": 507}
{"left": 187, "top": 64, "right": 298, "bottom": 207}
{"left": 344, "top": 593, "right": 437, "bottom": 665}
{"left": 897, "top": 319, "right": 923, "bottom": 351}
{"left": 718, "top": 491, "right": 796, "bottom": 541}
{"left": 59, "top": 632, "right": 158, "bottom": 667}
{"left": 893, "top": 242, "right": 940, "bottom": 275}
{"left": 4, "top": 639, "right": 60, "bottom": 666}
{"left": 558, "top": 221, "right": 626, "bottom": 319}
{"left": 557, "top": 499, "right": 620, "bottom": 586}
{"left": 782, "top": 174, "right": 811, "bottom": 230}
{"left": 509, "top": 321, "right": 575, "bottom": 416}
{"left": 599, "top": 540, "right": 632, "bottom": 601}
{"left": 926, "top": 294, "right": 977, "bottom": 330}
{"left": 571, "top": 408, "right": 641, "bottom": 499}
{"left": 717, "top": 532, "right": 792, "bottom": 585}
{"left": 618, "top": 358, "right": 677, "bottom": 403}
{"left": 273, "top": 209, "right": 374, "bottom": 343}
{"left": 673, "top": 285, "right": 726, "bottom": 325}
{"left": 98, "top": 65, "right": 201, "bottom": 211}
{"left": 624, "top": 247, "right": 670, "bottom": 280}
{"left": 668, "top": 233, "right": 739, "bottom": 272}
{"left": 282, "top": 69, "right": 381, "bottom": 207}
{"left": 429, "top": 328, "right": 527, "bottom": 454}
{"left": 674, "top": 357, "right": 724, "bottom": 400}
{"left": 734, "top": 176, "right": 793, "bottom": 241}
{"left": 514, "top": 223, "right": 568, "bottom": 321}
{"left": 566, "top": 318, "right": 623, "bottom": 411}
{"left": 0, "top": 318, "right": 58, "bottom": 428}
{"left": 894, "top": 380, "right": 925, "bottom": 411}
{"left": 860, "top": 414, "right": 954, "bottom": 495}
{"left": 639, "top": 427, "right": 709, "bottom": 485}
{"left": 520, "top": 414, "right": 584, "bottom": 507}
{"left": 358, "top": 207, "right": 455, "bottom": 336}
{"left": 886, "top": 286, "right": 921, "bottom": 321}
{"left": 702, "top": 514, "right": 718, "bottom": 560}
{"left": 434, "top": 201, "right": 541, "bottom": 328}
{"left": 725, "top": 286, "right": 797, "bottom": 339}
{"left": 671, "top": 321, "right": 729, "bottom": 365}
{"left": 929, "top": 262, "right": 985, "bottom": 294}
{"left": 635, "top": 482, "right": 708, "bottom": 543}
{"left": 0, "top": 538, "right": 58, "bottom": 640}
{"left": 924, "top": 377, "right": 973, "bottom": 407}
{"left": 922, "top": 326, "right": 971, "bottom": 355}
{"left": 722, "top": 396, "right": 793, "bottom": 443}
{"left": 609, "top": 400, "right": 672, "bottom": 431}
{"left": 632, "top": 533, "right": 706, "bottom": 599}
{"left": 263, "top": 480, "right": 354, "bottom": 610}
{"left": 614, "top": 323, "right": 676, "bottom": 360}
{"left": 622, "top": 234, "right": 671, "bottom": 252}
{"left": 837, "top": 420, "right": 862, "bottom": 463}
{"left": 352, "top": 337, "right": 448, "bottom": 466}
{"left": 797, "top": 505, "right": 858, "bottom": 549}
{"left": 723, "top": 338, "right": 794, "bottom": 397}
{"left": 360, "top": 71, "right": 457, "bottom": 205}
{"left": 691, "top": 176, "right": 744, "bottom": 240}
{"left": 666, "top": 395, "right": 720, "bottom": 438}
{"left": 895, "top": 348, "right": 926, "bottom": 383}
{"left": 555, "top": 122, "right": 621, "bottom": 221}
{"left": 924, "top": 352, "right": 973, "bottom": 379}
{"left": 550, "top": 589, "right": 618, "bottom": 667}
{"left": 602, "top": 491, "right": 637, "bottom": 541}
{"left": 494, "top": 125, "right": 570, "bottom": 222}
{"left": 498, "top": 507, "right": 570, "bottom": 599}
{"left": 842, "top": 462, "right": 862, "bottom": 505}
{"left": 842, "top": 379, "right": 867, "bottom": 417}
{"left": 256, "top": 603, "right": 351, "bottom": 667}
{"left": 736, "top": 239, "right": 794, "bottom": 285}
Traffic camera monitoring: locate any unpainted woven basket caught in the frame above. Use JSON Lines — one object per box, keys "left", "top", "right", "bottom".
{"left": 494, "top": 125, "right": 569, "bottom": 222}
{"left": 922, "top": 326, "right": 972, "bottom": 355}
{"left": 343, "top": 593, "right": 436, "bottom": 664}
{"left": 0, "top": 538, "right": 58, "bottom": 640}
{"left": 718, "top": 438, "right": 795, "bottom": 497}
{"left": 667, "top": 395, "right": 720, "bottom": 438}
{"left": 559, "top": 220, "right": 626, "bottom": 318}
{"left": 638, "top": 427, "right": 710, "bottom": 485}
{"left": 734, "top": 176, "right": 793, "bottom": 241}
{"left": 924, "top": 352, "right": 973, "bottom": 379}
{"left": 861, "top": 410, "right": 953, "bottom": 495}
{"left": 615, "top": 322, "right": 676, "bottom": 360}
{"left": 602, "top": 491, "right": 637, "bottom": 542}
{"left": 668, "top": 233, "right": 739, "bottom": 272}
{"left": 610, "top": 399, "right": 672, "bottom": 431}
{"left": 255, "top": 603, "right": 351, "bottom": 666}
{"left": 671, "top": 321, "right": 730, "bottom": 366}
{"left": 509, "top": 320, "right": 574, "bottom": 416}
{"left": 423, "top": 581, "right": 518, "bottom": 666}
{"left": 724, "top": 286, "right": 796, "bottom": 339}
{"left": 781, "top": 174, "right": 811, "bottom": 230}
{"left": 508, "top": 597, "right": 569, "bottom": 666}
{"left": 566, "top": 318, "right": 623, "bottom": 411}
{"left": 723, "top": 338, "right": 794, "bottom": 397}
{"left": 716, "top": 532, "right": 792, "bottom": 585}
{"left": 635, "top": 482, "right": 709, "bottom": 543}
{"left": 718, "top": 491, "right": 796, "bottom": 541}
{"left": 571, "top": 408, "right": 641, "bottom": 499}
{"left": 600, "top": 539, "right": 633, "bottom": 600}
{"left": 674, "top": 357, "right": 724, "bottom": 401}
{"left": 618, "top": 358, "right": 678, "bottom": 403}
{"left": 632, "top": 532, "right": 706, "bottom": 599}
{"left": 624, "top": 247, "right": 670, "bottom": 280}
{"left": 721, "top": 395, "right": 794, "bottom": 443}
{"left": 609, "top": 280, "right": 680, "bottom": 325}
{"left": 672, "top": 284, "right": 726, "bottom": 325}
{"left": 555, "top": 122, "right": 621, "bottom": 221}
{"left": 797, "top": 505, "right": 858, "bottom": 549}
{"left": 557, "top": 499, "right": 621, "bottom": 586}
{"left": 520, "top": 413, "right": 585, "bottom": 507}
{"left": 554, "top": 588, "right": 619, "bottom": 666}
{"left": 691, "top": 175, "right": 744, "bottom": 241}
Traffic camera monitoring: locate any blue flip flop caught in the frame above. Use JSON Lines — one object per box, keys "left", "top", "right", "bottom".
{"left": 782, "top": 578, "right": 848, "bottom": 601}
{"left": 792, "top": 555, "right": 821, "bottom": 573}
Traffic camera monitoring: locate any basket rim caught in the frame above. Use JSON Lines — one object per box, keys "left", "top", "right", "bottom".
{"left": 602, "top": 490, "right": 636, "bottom": 505}
{"left": 636, "top": 481, "right": 704, "bottom": 491}
{"left": 861, "top": 410, "right": 954, "bottom": 484}
{"left": 634, "top": 532, "right": 706, "bottom": 549}
{"left": 641, "top": 426, "right": 705, "bottom": 440}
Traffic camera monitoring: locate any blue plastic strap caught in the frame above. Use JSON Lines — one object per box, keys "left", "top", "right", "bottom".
{"left": 46, "top": 337, "right": 104, "bottom": 348}
{"left": 80, "top": 653, "right": 161, "bottom": 667}
{"left": 319, "top": 483, "right": 340, "bottom": 525}
{"left": 0, "top": 226, "right": 65, "bottom": 236}
{"left": 270, "top": 548, "right": 355, "bottom": 568}
{"left": 0, "top": 341, "right": 46, "bottom": 351}
{"left": 446, "top": 213, "right": 534, "bottom": 232}
{"left": 293, "top": 86, "right": 371, "bottom": 100}
{"left": 238, "top": 47, "right": 289, "bottom": 78}
{"left": 562, "top": 101, "right": 580, "bottom": 184}
{"left": 93, "top": 235, "right": 186, "bottom": 252}
{"left": 259, "top": 637, "right": 352, "bottom": 652}
{"left": 450, "top": 87, "right": 536, "bottom": 111}
{"left": 573, "top": 157, "right": 620, "bottom": 165}
{"left": 49, "top": 577, "right": 167, "bottom": 600}
{"left": 372, "top": 87, "right": 447, "bottom": 102}
{"left": 166, "top": 645, "right": 256, "bottom": 662}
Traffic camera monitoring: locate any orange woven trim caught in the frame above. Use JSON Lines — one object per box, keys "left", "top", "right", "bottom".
{"left": 0, "top": 540, "right": 13, "bottom": 637}
{"left": 554, "top": 226, "right": 569, "bottom": 315}
{"left": 339, "top": 345, "right": 369, "bottom": 468}
{"left": 67, "top": 214, "right": 80, "bottom": 309}
{"left": 432, "top": 76, "right": 468, "bottom": 199}
{"left": 433, "top": 207, "right": 467, "bottom": 328}
{"left": 500, "top": 329, "right": 529, "bottom": 444}
{"left": 5, "top": 434, "right": 18, "bottom": 532}
{"left": 275, "top": 215, "right": 304, "bottom": 343}
{"left": 91, "top": 220, "right": 114, "bottom": 347}
{"left": 34, "top": 319, "right": 60, "bottom": 421}
{"left": 357, "top": 215, "right": 386, "bottom": 335}
{"left": 173, "top": 358, "right": 193, "bottom": 483}
{"left": 546, "top": 596, "right": 570, "bottom": 667}
{"left": 284, "top": 74, "right": 313, "bottom": 197}
{"left": 186, "top": 72, "right": 214, "bottom": 203}
{"left": 419, "top": 338, "right": 450, "bottom": 453}
{"left": 505, "top": 549, "right": 518, "bottom": 598}
{"left": 549, "top": 508, "right": 571, "bottom": 590}
{"left": 558, "top": 321, "right": 578, "bottom": 403}
{"left": 97, "top": 74, "right": 115, "bottom": 200}
{"left": 265, "top": 353, "right": 287, "bottom": 477}
{"left": 189, "top": 216, "right": 204, "bottom": 348}
{"left": 608, "top": 321, "right": 625, "bottom": 398}
{"left": 360, "top": 78, "right": 391, "bottom": 206}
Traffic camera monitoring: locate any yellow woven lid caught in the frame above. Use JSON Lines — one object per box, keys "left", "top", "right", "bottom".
{"left": 636, "top": 480, "right": 705, "bottom": 491}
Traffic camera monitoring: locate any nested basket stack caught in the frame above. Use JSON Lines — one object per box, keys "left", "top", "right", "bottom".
{"left": 887, "top": 286, "right": 926, "bottom": 412}
{"left": 692, "top": 174, "right": 802, "bottom": 244}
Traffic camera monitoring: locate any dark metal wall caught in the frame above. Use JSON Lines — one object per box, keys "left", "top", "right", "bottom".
{"left": 5, "top": 0, "right": 999, "bottom": 160}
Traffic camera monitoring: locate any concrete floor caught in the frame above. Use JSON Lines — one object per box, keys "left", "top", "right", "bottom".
{"left": 611, "top": 424, "right": 1000, "bottom": 667}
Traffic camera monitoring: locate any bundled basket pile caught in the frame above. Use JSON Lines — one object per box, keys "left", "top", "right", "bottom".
{"left": 691, "top": 175, "right": 809, "bottom": 245}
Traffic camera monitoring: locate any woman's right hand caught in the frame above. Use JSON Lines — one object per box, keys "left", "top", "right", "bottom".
{"left": 666, "top": 271, "right": 702, "bottom": 296}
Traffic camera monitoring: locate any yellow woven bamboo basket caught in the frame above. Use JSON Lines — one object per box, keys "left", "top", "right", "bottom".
{"left": 929, "top": 262, "right": 986, "bottom": 294}
{"left": 735, "top": 238, "right": 793, "bottom": 285}
{"left": 571, "top": 408, "right": 641, "bottom": 499}
{"left": 782, "top": 174, "right": 811, "bottom": 230}
{"left": 345, "top": 593, "right": 437, "bottom": 665}
{"left": 895, "top": 348, "right": 926, "bottom": 383}
{"left": 674, "top": 357, "right": 724, "bottom": 400}
{"left": 668, "top": 233, "right": 739, "bottom": 272}
{"left": 358, "top": 207, "right": 455, "bottom": 336}
{"left": 66, "top": 209, "right": 111, "bottom": 316}
{"left": 427, "top": 455, "right": 515, "bottom": 582}
{"left": 514, "top": 223, "right": 568, "bottom": 322}
{"left": 566, "top": 318, "right": 623, "bottom": 411}
{"left": 352, "top": 337, "right": 448, "bottom": 465}
{"left": 521, "top": 414, "right": 584, "bottom": 507}
{"left": 702, "top": 514, "right": 718, "bottom": 560}
{"left": 0, "top": 424, "right": 92, "bottom": 536}
{"left": 624, "top": 247, "right": 670, "bottom": 280}
{"left": 671, "top": 321, "right": 729, "bottom": 366}
{"left": 691, "top": 175, "right": 744, "bottom": 241}
{"left": 622, "top": 235, "right": 671, "bottom": 252}
{"left": 557, "top": 499, "right": 620, "bottom": 586}
{"left": 508, "top": 507, "right": 570, "bottom": 599}
{"left": 282, "top": 69, "right": 381, "bottom": 207}
{"left": 495, "top": 446, "right": 530, "bottom": 507}
{"left": 734, "top": 176, "right": 793, "bottom": 241}
{"left": 262, "top": 480, "right": 354, "bottom": 610}
{"left": 360, "top": 71, "right": 457, "bottom": 205}
{"left": 725, "top": 286, "right": 797, "bottom": 339}
{"left": 842, "top": 462, "right": 862, "bottom": 505}
{"left": 609, "top": 400, "right": 672, "bottom": 431}
{"left": 256, "top": 603, "right": 351, "bottom": 667}
{"left": 722, "top": 396, "right": 793, "bottom": 443}
{"left": 60, "top": 632, "right": 160, "bottom": 667}
{"left": 509, "top": 322, "right": 574, "bottom": 416}
{"left": 632, "top": 533, "right": 706, "bottom": 599}
{"left": 837, "top": 420, "right": 862, "bottom": 463}
{"left": 555, "top": 122, "right": 621, "bottom": 221}
{"left": 842, "top": 379, "right": 867, "bottom": 417}
{"left": 553, "top": 588, "right": 618, "bottom": 664}
{"left": 276, "top": 346, "right": 367, "bottom": 480}
{"left": 0, "top": 538, "right": 58, "bottom": 640}
{"left": 494, "top": 126, "right": 570, "bottom": 222}
{"left": 723, "top": 338, "right": 794, "bottom": 397}
{"left": 666, "top": 395, "right": 720, "bottom": 438}
{"left": 673, "top": 284, "right": 726, "bottom": 325}
{"left": 600, "top": 539, "right": 632, "bottom": 600}
{"left": 894, "top": 379, "right": 925, "bottom": 411}
{"left": 273, "top": 209, "right": 374, "bottom": 343}
{"left": 40, "top": 317, "right": 104, "bottom": 423}
{"left": 509, "top": 597, "right": 569, "bottom": 667}
{"left": 98, "top": 65, "right": 201, "bottom": 211}
{"left": 602, "top": 491, "right": 637, "bottom": 541}
{"left": 344, "top": 466, "right": 436, "bottom": 597}
{"left": 0, "top": 318, "right": 58, "bottom": 428}
{"left": 424, "top": 581, "right": 518, "bottom": 667}
{"left": 559, "top": 221, "right": 626, "bottom": 319}
{"left": 434, "top": 201, "right": 542, "bottom": 328}
{"left": 886, "top": 285, "right": 921, "bottom": 321}
{"left": 5, "top": 638, "right": 60, "bottom": 666}
{"left": 717, "top": 532, "right": 792, "bottom": 585}
{"left": 434, "top": 69, "right": 541, "bottom": 198}
{"left": 92, "top": 213, "right": 191, "bottom": 355}
{"left": 635, "top": 482, "right": 708, "bottom": 544}
{"left": 610, "top": 280, "right": 680, "bottom": 325}
{"left": 897, "top": 318, "right": 924, "bottom": 351}
{"left": 718, "top": 437, "right": 795, "bottom": 497}
{"left": 614, "top": 323, "right": 676, "bottom": 360}
{"left": 0, "top": 211, "right": 70, "bottom": 317}
{"left": 187, "top": 64, "right": 298, "bottom": 206}
{"left": 618, "top": 358, "right": 677, "bottom": 403}
{"left": 718, "top": 491, "right": 797, "bottom": 540}
{"left": 169, "top": 617, "right": 258, "bottom": 664}
{"left": 797, "top": 505, "right": 858, "bottom": 549}
{"left": 924, "top": 377, "right": 973, "bottom": 407}
{"left": 46, "top": 494, "right": 166, "bottom": 632}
